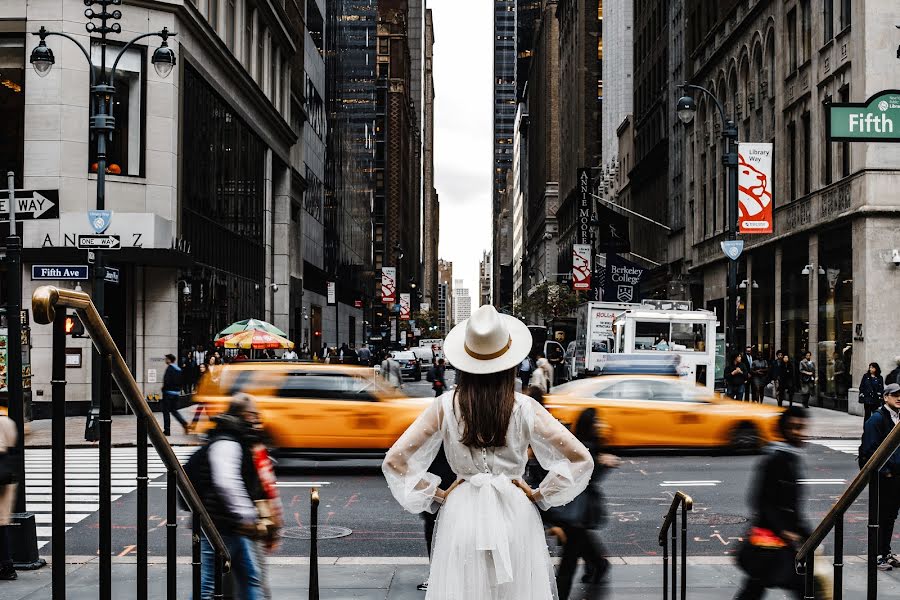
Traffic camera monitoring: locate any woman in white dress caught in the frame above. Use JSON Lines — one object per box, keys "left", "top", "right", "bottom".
{"left": 383, "top": 305, "right": 594, "bottom": 599}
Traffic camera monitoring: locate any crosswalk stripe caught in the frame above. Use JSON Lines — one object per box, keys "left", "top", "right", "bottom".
{"left": 810, "top": 439, "right": 858, "bottom": 456}
{"left": 24, "top": 446, "right": 198, "bottom": 549}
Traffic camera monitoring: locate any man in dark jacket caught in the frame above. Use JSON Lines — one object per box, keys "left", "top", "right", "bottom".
{"left": 886, "top": 357, "right": 900, "bottom": 386}
{"left": 860, "top": 383, "right": 900, "bottom": 570}
{"left": 162, "top": 354, "right": 189, "bottom": 436}
{"left": 735, "top": 407, "right": 810, "bottom": 600}
{"left": 198, "top": 394, "right": 270, "bottom": 600}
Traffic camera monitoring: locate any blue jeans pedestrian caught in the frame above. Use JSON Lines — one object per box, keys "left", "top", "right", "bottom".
{"left": 197, "top": 532, "right": 264, "bottom": 600}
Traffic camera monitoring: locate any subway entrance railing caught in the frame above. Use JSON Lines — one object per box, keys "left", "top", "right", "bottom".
{"left": 31, "top": 285, "right": 232, "bottom": 599}
{"left": 659, "top": 491, "right": 693, "bottom": 600}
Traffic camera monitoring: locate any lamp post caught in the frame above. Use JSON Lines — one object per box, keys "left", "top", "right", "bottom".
{"left": 676, "top": 83, "right": 740, "bottom": 354}
{"left": 30, "top": 9, "right": 177, "bottom": 439}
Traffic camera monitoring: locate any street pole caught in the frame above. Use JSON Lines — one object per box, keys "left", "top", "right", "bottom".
{"left": 6, "top": 172, "right": 24, "bottom": 513}
{"left": 724, "top": 121, "right": 739, "bottom": 355}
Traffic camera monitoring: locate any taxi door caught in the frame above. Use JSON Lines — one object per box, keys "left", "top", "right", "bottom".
{"left": 591, "top": 379, "right": 681, "bottom": 447}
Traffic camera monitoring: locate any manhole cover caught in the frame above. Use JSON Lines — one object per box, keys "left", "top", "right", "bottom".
{"left": 279, "top": 526, "right": 353, "bottom": 540}
{"left": 687, "top": 513, "right": 747, "bottom": 525}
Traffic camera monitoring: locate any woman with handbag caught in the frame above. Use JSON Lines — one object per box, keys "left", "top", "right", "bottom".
{"left": 0, "top": 413, "right": 18, "bottom": 581}
{"left": 858, "top": 362, "right": 884, "bottom": 422}
{"left": 735, "top": 407, "right": 811, "bottom": 599}
{"left": 553, "top": 408, "right": 619, "bottom": 600}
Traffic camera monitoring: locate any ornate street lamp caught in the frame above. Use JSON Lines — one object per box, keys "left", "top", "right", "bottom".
{"left": 676, "top": 82, "right": 740, "bottom": 354}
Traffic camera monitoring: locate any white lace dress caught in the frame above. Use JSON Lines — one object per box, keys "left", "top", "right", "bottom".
{"left": 382, "top": 392, "right": 594, "bottom": 600}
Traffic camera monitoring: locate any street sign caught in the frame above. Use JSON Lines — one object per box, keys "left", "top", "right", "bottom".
{"left": 77, "top": 234, "right": 121, "bottom": 250}
{"left": 0, "top": 190, "right": 59, "bottom": 220}
{"left": 103, "top": 266, "right": 120, "bottom": 285}
{"left": 827, "top": 90, "right": 900, "bottom": 142}
{"left": 721, "top": 240, "right": 744, "bottom": 261}
{"left": 88, "top": 210, "right": 113, "bottom": 233}
{"left": 31, "top": 265, "right": 89, "bottom": 280}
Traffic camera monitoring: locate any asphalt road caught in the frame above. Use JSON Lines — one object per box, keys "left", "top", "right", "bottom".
{"left": 41, "top": 371, "right": 873, "bottom": 559}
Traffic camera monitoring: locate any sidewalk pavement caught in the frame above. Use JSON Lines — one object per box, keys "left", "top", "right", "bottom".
{"left": 22, "top": 393, "right": 863, "bottom": 448}
{"left": 24, "top": 407, "right": 202, "bottom": 448}
{"left": 3, "top": 556, "right": 900, "bottom": 598}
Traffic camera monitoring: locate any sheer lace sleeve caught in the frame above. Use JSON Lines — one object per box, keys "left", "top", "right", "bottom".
{"left": 382, "top": 396, "right": 446, "bottom": 514}
{"left": 526, "top": 397, "right": 593, "bottom": 510}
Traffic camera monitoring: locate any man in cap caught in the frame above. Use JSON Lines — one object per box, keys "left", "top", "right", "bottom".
{"left": 860, "top": 383, "right": 900, "bottom": 570}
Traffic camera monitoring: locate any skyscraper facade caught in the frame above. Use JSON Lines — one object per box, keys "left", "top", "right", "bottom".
{"left": 493, "top": 0, "right": 517, "bottom": 305}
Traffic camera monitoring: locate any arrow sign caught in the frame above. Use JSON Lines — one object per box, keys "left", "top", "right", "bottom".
{"left": 0, "top": 190, "right": 60, "bottom": 220}
{"left": 77, "top": 234, "right": 121, "bottom": 250}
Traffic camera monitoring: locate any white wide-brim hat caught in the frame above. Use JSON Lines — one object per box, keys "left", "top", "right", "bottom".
{"left": 443, "top": 305, "right": 533, "bottom": 375}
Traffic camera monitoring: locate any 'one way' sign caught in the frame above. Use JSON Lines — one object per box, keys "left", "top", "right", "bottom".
{"left": 0, "top": 190, "right": 59, "bottom": 220}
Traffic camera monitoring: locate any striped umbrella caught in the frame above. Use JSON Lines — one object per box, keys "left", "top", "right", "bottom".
{"left": 214, "top": 329, "right": 295, "bottom": 350}
{"left": 215, "top": 318, "right": 289, "bottom": 340}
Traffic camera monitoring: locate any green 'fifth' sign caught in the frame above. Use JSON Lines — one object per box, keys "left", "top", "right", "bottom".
{"left": 828, "top": 90, "right": 900, "bottom": 142}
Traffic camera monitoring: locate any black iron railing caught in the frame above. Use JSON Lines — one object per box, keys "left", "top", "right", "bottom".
{"left": 32, "top": 285, "right": 231, "bottom": 599}
{"left": 659, "top": 491, "right": 693, "bottom": 600}
{"left": 795, "top": 419, "right": 900, "bottom": 600}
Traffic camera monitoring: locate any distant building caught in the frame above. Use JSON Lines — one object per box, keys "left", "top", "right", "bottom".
{"left": 422, "top": 10, "right": 440, "bottom": 311}
{"left": 493, "top": 0, "right": 517, "bottom": 307}
{"left": 480, "top": 251, "right": 493, "bottom": 306}
{"left": 453, "top": 279, "right": 473, "bottom": 324}
{"left": 438, "top": 259, "right": 454, "bottom": 330}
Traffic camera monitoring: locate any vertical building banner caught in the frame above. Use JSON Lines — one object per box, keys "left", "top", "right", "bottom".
{"left": 603, "top": 253, "right": 646, "bottom": 303}
{"left": 737, "top": 143, "right": 774, "bottom": 234}
{"left": 399, "top": 293, "right": 411, "bottom": 320}
{"left": 327, "top": 282, "right": 336, "bottom": 305}
{"left": 381, "top": 267, "right": 397, "bottom": 303}
{"left": 576, "top": 168, "right": 592, "bottom": 246}
{"left": 572, "top": 243, "right": 592, "bottom": 290}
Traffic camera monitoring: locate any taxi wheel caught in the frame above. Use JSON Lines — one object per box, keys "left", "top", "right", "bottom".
{"left": 729, "top": 422, "right": 762, "bottom": 453}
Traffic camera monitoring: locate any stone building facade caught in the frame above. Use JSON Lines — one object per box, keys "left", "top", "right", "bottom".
{"left": 680, "top": 0, "right": 900, "bottom": 413}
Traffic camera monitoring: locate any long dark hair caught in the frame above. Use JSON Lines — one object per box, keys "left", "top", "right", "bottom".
{"left": 454, "top": 367, "right": 517, "bottom": 448}
{"left": 574, "top": 408, "right": 599, "bottom": 446}
{"left": 870, "top": 362, "right": 882, "bottom": 377}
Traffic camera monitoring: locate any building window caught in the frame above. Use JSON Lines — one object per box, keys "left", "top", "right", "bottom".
{"left": 226, "top": 0, "right": 236, "bottom": 49}
{"left": 800, "top": 0, "right": 811, "bottom": 63}
{"left": 786, "top": 8, "right": 797, "bottom": 73}
{"left": 787, "top": 120, "right": 797, "bottom": 200}
{"left": 822, "top": 97, "right": 833, "bottom": 185}
{"left": 209, "top": 0, "right": 219, "bottom": 32}
{"left": 244, "top": 4, "right": 253, "bottom": 67}
{"left": 823, "top": 0, "right": 834, "bottom": 43}
{"left": 0, "top": 35, "right": 25, "bottom": 187}
{"left": 256, "top": 29, "right": 264, "bottom": 84}
{"left": 801, "top": 111, "right": 811, "bottom": 195}
{"left": 839, "top": 0, "right": 851, "bottom": 30}
{"left": 88, "top": 41, "right": 146, "bottom": 177}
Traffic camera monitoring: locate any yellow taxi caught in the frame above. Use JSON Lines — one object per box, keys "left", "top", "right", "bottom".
{"left": 193, "top": 362, "right": 431, "bottom": 456}
{"left": 545, "top": 375, "right": 783, "bottom": 451}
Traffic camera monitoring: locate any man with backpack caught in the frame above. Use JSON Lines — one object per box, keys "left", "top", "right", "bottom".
{"left": 162, "top": 354, "right": 189, "bottom": 436}
{"left": 188, "top": 393, "right": 276, "bottom": 599}
{"left": 859, "top": 383, "right": 900, "bottom": 570}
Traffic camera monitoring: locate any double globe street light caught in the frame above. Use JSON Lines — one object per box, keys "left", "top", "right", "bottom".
{"left": 675, "top": 83, "right": 741, "bottom": 355}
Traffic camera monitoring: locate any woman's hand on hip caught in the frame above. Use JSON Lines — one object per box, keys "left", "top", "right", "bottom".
{"left": 512, "top": 478, "right": 538, "bottom": 503}
{"left": 435, "top": 479, "right": 462, "bottom": 503}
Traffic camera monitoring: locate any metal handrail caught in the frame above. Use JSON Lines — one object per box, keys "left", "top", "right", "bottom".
{"left": 659, "top": 491, "right": 693, "bottom": 600}
{"left": 796, "top": 419, "right": 900, "bottom": 565}
{"left": 31, "top": 285, "right": 231, "bottom": 566}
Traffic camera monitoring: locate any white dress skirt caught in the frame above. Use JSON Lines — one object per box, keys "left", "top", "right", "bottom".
{"left": 382, "top": 392, "right": 594, "bottom": 600}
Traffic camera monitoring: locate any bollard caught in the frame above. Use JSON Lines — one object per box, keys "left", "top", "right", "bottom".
{"left": 310, "top": 487, "right": 320, "bottom": 600}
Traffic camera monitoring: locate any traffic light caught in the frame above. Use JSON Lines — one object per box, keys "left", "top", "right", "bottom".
{"left": 64, "top": 312, "right": 85, "bottom": 337}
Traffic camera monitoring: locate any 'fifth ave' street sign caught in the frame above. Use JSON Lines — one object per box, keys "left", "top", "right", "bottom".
{"left": 828, "top": 90, "right": 900, "bottom": 142}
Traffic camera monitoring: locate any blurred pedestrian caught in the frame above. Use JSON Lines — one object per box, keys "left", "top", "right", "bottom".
{"left": 162, "top": 354, "right": 189, "bottom": 436}
{"left": 427, "top": 359, "right": 447, "bottom": 397}
{"left": 887, "top": 356, "right": 900, "bottom": 386}
{"left": 416, "top": 446, "right": 455, "bottom": 591}
{"left": 189, "top": 394, "right": 273, "bottom": 600}
{"left": 735, "top": 407, "right": 810, "bottom": 600}
{"left": 770, "top": 349, "right": 784, "bottom": 401}
{"left": 181, "top": 351, "right": 197, "bottom": 394}
{"left": 726, "top": 353, "right": 747, "bottom": 400}
{"left": 529, "top": 357, "right": 553, "bottom": 394}
{"left": 518, "top": 354, "right": 535, "bottom": 391}
{"left": 247, "top": 408, "right": 282, "bottom": 598}
{"left": 357, "top": 344, "right": 372, "bottom": 367}
{"left": 381, "top": 352, "right": 402, "bottom": 388}
{"left": 553, "top": 408, "right": 617, "bottom": 599}
{"left": 858, "top": 362, "right": 884, "bottom": 422}
{"left": 382, "top": 305, "right": 593, "bottom": 599}
{"left": 798, "top": 351, "right": 816, "bottom": 408}
{"left": 750, "top": 351, "right": 769, "bottom": 404}
{"left": 859, "top": 383, "right": 900, "bottom": 570}
{"left": 0, "top": 414, "right": 18, "bottom": 581}
{"left": 777, "top": 354, "right": 795, "bottom": 407}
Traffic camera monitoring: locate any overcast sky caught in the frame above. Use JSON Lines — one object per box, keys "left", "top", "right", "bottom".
{"left": 430, "top": 0, "right": 493, "bottom": 301}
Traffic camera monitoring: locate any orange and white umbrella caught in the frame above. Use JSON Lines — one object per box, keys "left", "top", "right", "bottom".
{"left": 214, "top": 329, "right": 295, "bottom": 350}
